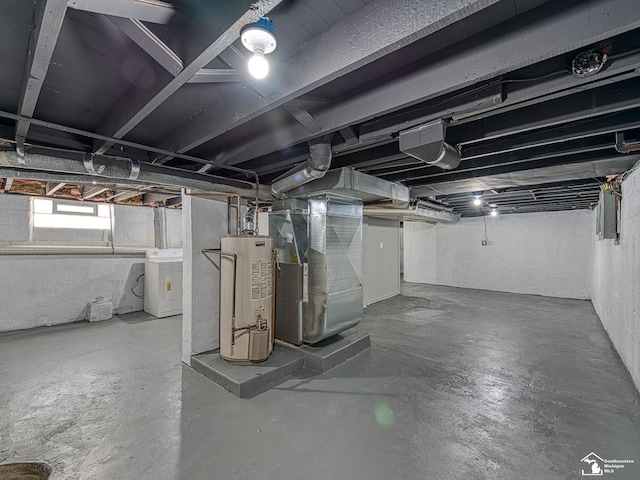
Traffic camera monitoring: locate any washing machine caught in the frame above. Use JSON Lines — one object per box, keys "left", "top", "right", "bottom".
{"left": 144, "top": 248, "right": 183, "bottom": 318}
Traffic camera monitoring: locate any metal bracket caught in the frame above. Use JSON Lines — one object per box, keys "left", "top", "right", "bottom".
{"left": 83, "top": 153, "right": 105, "bottom": 176}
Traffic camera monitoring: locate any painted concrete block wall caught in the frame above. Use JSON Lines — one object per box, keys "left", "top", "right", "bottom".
{"left": 403, "top": 221, "right": 437, "bottom": 284}
{"left": 363, "top": 217, "right": 401, "bottom": 306}
{"left": 182, "top": 195, "right": 228, "bottom": 365}
{"left": 113, "top": 204, "right": 155, "bottom": 247}
{"left": 0, "top": 195, "right": 32, "bottom": 243}
{"left": 592, "top": 167, "right": 640, "bottom": 392}
{"left": 0, "top": 195, "right": 182, "bottom": 332}
{"left": 404, "top": 210, "right": 593, "bottom": 299}
{"left": 0, "top": 256, "right": 144, "bottom": 331}
{"left": 166, "top": 208, "right": 183, "bottom": 248}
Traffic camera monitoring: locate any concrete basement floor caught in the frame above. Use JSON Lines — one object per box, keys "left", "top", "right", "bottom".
{"left": 1, "top": 283, "right": 639, "bottom": 480}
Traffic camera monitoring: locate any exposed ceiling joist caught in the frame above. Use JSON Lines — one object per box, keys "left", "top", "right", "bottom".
{"left": 339, "top": 127, "right": 359, "bottom": 146}
{"left": 384, "top": 147, "right": 617, "bottom": 184}
{"left": 284, "top": 103, "right": 322, "bottom": 134}
{"left": 106, "top": 190, "right": 145, "bottom": 202}
{"left": 46, "top": 182, "right": 66, "bottom": 195}
{"left": 142, "top": 192, "right": 179, "bottom": 204}
{"left": 451, "top": 52, "right": 640, "bottom": 126}
{"left": 67, "top": 0, "right": 175, "bottom": 24}
{"left": 2, "top": 178, "right": 14, "bottom": 193}
{"left": 83, "top": 186, "right": 110, "bottom": 200}
{"left": 187, "top": 69, "right": 242, "bottom": 84}
{"left": 104, "top": 16, "right": 183, "bottom": 76}
{"left": 157, "top": 0, "right": 502, "bottom": 158}
{"left": 15, "top": 0, "right": 68, "bottom": 153}
{"left": 451, "top": 79, "right": 640, "bottom": 146}
{"left": 92, "top": 0, "right": 283, "bottom": 155}
{"left": 157, "top": 43, "right": 319, "bottom": 165}
{"left": 411, "top": 157, "right": 639, "bottom": 197}
{"left": 214, "top": 0, "right": 640, "bottom": 168}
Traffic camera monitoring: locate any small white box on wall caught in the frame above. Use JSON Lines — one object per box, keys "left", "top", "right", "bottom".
{"left": 85, "top": 297, "right": 113, "bottom": 322}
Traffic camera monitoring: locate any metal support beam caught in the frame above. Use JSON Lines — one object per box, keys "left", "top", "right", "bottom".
{"left": 46, "top": 182, "right": 66, "bottom": 195}
{"left": 105, "top": 16, "right": 183, "bottom": 76}
{"left": 157, "top": 0, "right": 502, "bottom": 158}
{"left": 92, "top": 0, "right": 282, "bottom": 155}
{"left": 16, "top": 0, "right": 68, "bottom": 151}
{"left": 210, "top": 0, "right": 640, "bottom": 168}
{"left": 67, "top": 0, "right": 175, "bottom": 24}
{"left": 83, "top": 186, "right": 110, "bottom": 200}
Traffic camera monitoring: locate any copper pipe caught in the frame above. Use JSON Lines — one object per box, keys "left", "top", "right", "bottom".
{"left": 202, "top": 249, "right": 237, "bottom": 348}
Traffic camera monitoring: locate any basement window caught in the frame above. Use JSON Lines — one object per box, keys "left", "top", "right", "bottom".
{"left": 32, "top": 198, "right": 111, "bottom": 230}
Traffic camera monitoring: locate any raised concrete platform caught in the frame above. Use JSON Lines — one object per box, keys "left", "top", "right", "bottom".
{"left": 292, "top": 330, "right": 371, "bottom": 373}
{"left": 191, "top": 347, "right": 304, "bottom": 398}
{"left": 191, "top": 330, "right": 370, "bottom": 397}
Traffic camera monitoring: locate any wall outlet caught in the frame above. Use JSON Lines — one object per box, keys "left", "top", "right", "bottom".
{"left": 481, "top": 239, "right": 488, "bottom": 246}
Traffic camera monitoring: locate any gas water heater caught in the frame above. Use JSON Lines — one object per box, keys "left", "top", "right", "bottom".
{"left": 219, "top": 235, "right": 275, "bottom": 364}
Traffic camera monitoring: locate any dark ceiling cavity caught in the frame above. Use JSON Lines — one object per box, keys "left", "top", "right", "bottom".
{"left": 0, "top": 0, "right": 638, "bottom": 214}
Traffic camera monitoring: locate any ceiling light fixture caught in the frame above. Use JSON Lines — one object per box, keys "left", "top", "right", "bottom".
{"left": 241, "top": 17, "right": 276, "bottom": 80}
{"left": 472, "top": 191, "right": 483, "bottom": 206}
{"left": 571, "top": 50, "right": 607, "bottom": 78}
{"left": 490, "top": 204, "right": 498, "bottom": 216}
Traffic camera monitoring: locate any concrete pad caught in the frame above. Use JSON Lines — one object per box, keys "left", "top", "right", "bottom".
{"left": 191, "top": 329, "right": 371, "bottom": 396}
{"left": 191, "top": 347, "right": 304, "bottom": 398}
{"left": 285, "top": 330, "right": 371, "bottom": 373}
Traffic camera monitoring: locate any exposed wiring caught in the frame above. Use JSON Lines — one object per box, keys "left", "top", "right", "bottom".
{"left": 498, "top": 71, "right": 566, "bottom": 84}
{"left": 131, "top": 273, "right": 145, "bottom": 299}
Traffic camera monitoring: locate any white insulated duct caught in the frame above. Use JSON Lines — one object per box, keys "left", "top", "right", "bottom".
{"left": 270, "top": 136, "right": 332, "bottom": 199}
{"left": 399, "top": 119, "right": 461, "bottom": 170}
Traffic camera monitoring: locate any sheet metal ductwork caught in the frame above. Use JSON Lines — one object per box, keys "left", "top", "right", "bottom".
{"left": 270, "top": 195, "right": 363, "bottom": 344}
{"left": 399, "top": 119, "right": 461, "bottom": 170}
{"left": 270, "top": 136, "right": 333, "bottom": 199}
{"left": 0, "top": 149, "right": 254, "bottom": 193}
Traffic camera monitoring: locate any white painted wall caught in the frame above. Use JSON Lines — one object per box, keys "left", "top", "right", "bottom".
{"left": 0, "top": 195, "right": 182, "bottom": 332}
{"left": 592, "top": 167, "right": 640, "bottom": 392}
{"left": 0, "top": 255, "right": 144, "bottom": 331}
{"left": 363, "top": 217, "right": 401, "bottom": 306}
{"left": 182, "top": 195, "right": 228, "bottom": 364}
{"left": 404, "top": 210, "right": 593, "bottom": 299}
{"left": 166, "top": 208, "right": 183, "bottom": 248}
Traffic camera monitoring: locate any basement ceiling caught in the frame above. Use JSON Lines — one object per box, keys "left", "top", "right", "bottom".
{"left": 0, "top": 0, "right": 639, "bottom": 215}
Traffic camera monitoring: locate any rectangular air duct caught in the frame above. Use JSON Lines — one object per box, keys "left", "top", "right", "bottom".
{"left": 270, "top": 194, "right": 363, "bottom": 344}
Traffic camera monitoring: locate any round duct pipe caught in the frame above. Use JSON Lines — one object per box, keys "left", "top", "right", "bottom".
{"left": 270, "top": 136, "right": 333, "bottom": 199}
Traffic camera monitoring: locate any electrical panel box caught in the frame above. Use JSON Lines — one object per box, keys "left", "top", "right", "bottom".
{"left": 596, "top": 188, "right": 617, "bottom": 240}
